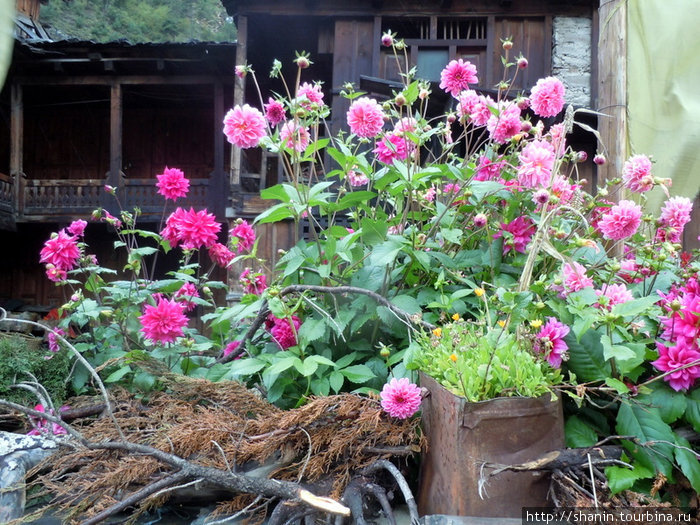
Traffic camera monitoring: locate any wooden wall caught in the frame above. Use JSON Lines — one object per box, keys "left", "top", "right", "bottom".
{"left": 16, "top": 0, "right": 41, "bottom": 19}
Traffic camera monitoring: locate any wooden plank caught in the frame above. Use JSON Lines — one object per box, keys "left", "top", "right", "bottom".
{"left": 596, "top": 0, "right": 626, "bottom": 189}
{"left": 230, "top": 15, "right": 247, "bottom": 187}
{"left": 10, "top": 84, "right": 23, "bottom": 216}
{"left": 108, "top": 83, "right": 123, "bottom": 192}
{"left": 14, "top": 75, "right": 232, "bottom": 86}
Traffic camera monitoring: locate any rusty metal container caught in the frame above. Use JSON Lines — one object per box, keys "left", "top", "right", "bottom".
{"left": 417, "top": 372, "right": 565, "bottom": 518}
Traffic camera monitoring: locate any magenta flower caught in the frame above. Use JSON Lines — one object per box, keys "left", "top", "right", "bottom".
{"left": 474, "top": 156, "right": 504, "bottom": 181}
{"left": 595, "top": 283, "right": 634, "bottom": 309}
{"left": 486, "top": 102, "right": 522, "bottom": 144}
{"left": 380, "top": 378, "right": 422, "bottom": 419}
{"left": 597, "top": 200, "right": 643, "bottom": 241}
{"left": 652, "top": 341, "right": 700, "bottom": 391}
{"left": 279, "top": 120, "right": 310, "bottom": 152}
{"left": 174, "top": 282, "right": 199, "bottom": 312}
{"left": 208, "top": 242, "right": 235, "bottom": 268}
{"left": 156, "top": 166, "right": 190, "bottom": 201}
{"left": 470, "top": 95, "right": 495, "bottom": 126}
{"left": 40, "top": 230, "right": 81, "bottom": 271}
{"left": 160, "top": 207, "right": 188, "bottom": 248}
{"left": 230, "top": 220, "right": 256, "bottom": 254}
{"left": 622, "top": 154, "right": 653, "bottom": 193}
{"left": 223, "top": 340, "right": 242, "bottom": 358}
{"left": 240, "top": 268, "right": 268, "bottom": 295}
{"left": 495, "top": 216, "right": 536, "bottom": 254}
{"left": 269, "top": 315, "right": 302, "bottom": 350}
{"left": 374, "top": 133, "right": 412, "bottom": 165}
{"left": 140, "top": 298, "right": 188, "bottom": 345}
{"left": 439, "top": 59, "right": 478, "bottom": 97}
{"left": 223, "top": 104, "right": 267, "bottom": 149}
{"left": 534, "top": 317, "right": 570, "bottom": 368}
{"left": 264, "top": 97, "right": 286, "bottom": 126}
{"left": 297, "top": 82, "right": 325, "bottom": 109}
{"left": 27, "top": 404, "right": 68, "bottom": 436}
{"left": 67, "top": 220, "right": 87, "bottom": 237}
{"left": 529, "top": 77, "right": 566, "bottom": 117}
{"left": 45, "top": 264, "right": 67, "bottom": 283}
{"left": 517, "top": 140, "right": 555, "bottom": 188}
{"left": 47, "top": 327, "right": 66, "bottom": 353}
{"left": 660, "top": 196, "right": 692, "bottom": 230}
{"left": 456, "top": 89, "right": 480, "bottom": 120}
{"left": 550, "top": 175, "right": 577, "bottom": 205}
{"left": 175, "top": 208, "right": 221, "bottom": 249}
{"left": 347, "top": 97, "right": 385, "bottom": 138}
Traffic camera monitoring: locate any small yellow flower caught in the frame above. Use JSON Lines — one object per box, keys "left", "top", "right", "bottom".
{"left": 449, "top": 353, "right": 458, "bottom": 362}
{"left": 529, "top": 319, "right": 543, "bottom": 329}
{"left": 474, "top": 287, "right": 485, "bottom": 297}
{"left": 497, "top": 320, "right": 506, "bottom": 328}
{"left": 432, "top": 327, "right": 443, "bottom": 338}
{"left": 452, "top": 313, "right": 460, "bottom": 321}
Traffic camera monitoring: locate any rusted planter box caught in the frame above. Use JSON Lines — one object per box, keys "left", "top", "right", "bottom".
{"left": 417, "top": 372, "right": 565, "bottom": 518}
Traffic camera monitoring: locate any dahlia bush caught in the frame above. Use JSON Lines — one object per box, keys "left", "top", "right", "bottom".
{"left": 39, "top": 35, "right": 700, "bottom": 497}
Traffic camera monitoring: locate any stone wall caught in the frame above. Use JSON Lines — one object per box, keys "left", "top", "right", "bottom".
{"left": 552, "top": 16, "right": 592, "bottom": 107}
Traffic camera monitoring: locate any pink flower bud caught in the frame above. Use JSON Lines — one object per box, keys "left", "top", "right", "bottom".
{"left": 234, "top": 65, "right": 247, "bottom": 79}
{"left": 381, "top": 32, "right": 393, "bottom": 47}
{"left": 593, "top": 154, "right": 606, "bottom": 166}
{"left": 517, "top": 57, "right": 528, "bottom": 69}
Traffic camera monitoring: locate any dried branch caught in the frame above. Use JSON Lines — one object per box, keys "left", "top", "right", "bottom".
{"left": 361, "top": 460, "right": 419, "bottom": 525}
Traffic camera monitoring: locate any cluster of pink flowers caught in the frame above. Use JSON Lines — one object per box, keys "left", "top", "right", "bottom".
{"left": 161, "top": 207, "right": 221, "bottom": 250}
{"left": 280, "top": 120, "right": 310, "bottom": 153}
{"left": 240, "top": 268, "right": 267, "bottom": 295}
{"left": 223, "top": 340, "right": 242, "bottom": 358}
{"left": 654, "top": 276, "right": 700, "bottom": 391}
{"left": 296, "top": 82, "right": 325, "bottom": 110}
{"left": 596, "top": 200, "right": 643, "bottom": 241}
{"left": 533, "top": 317, "right": 570, "bottom": 368}
{"left": 380, "top": 377, "right": 422, "bottom": 419}
{"left": 156, "top": 166, "right": 190, "bottom": 201}
{"left": 27, "top": 404, "right": 69, "bottom": 437}
{"left": 174, "top": 282, "right": 199, "bottom": 312}
{"left": 486, "top": 101, "right": 522, "bottom": 144}
{"left": 230, "top": 219, "right": 256, "bottom": 254}
{"left": 559, "top": 262, "right": 593, "bottom": 296}
{"left": 347, "top": 97, "right": 385, "bottom": 138}
{"left": 223, "top": 104, "right": 267, "bottom": 149}
{"left": 495, "top": 216, "right": 536, "bottom": 254}
{"left": 40, "top": 220, "right": 89, "bottom": 281}
{"left": 657, "top": 196, "right": 693, "bottom": 243}
{"left": 517, "top": 140, "right": 555, "bottom": 188}
{"left": 529, "top": 77, "right": 566, "bottom": 117}
{"left": 208, "top": 242, "right": 235, "bottom": 268}
{"left": 347, "top": 169, "right": 369, "bottom": 187}
{"left": 267, "top": 314, "right": 302, "bottom": 350}
{"left": 595, "top": 283, "right": 634, "bottom": 310}
{"left": 139, "top": 297, "right": 189, "bottom": 345}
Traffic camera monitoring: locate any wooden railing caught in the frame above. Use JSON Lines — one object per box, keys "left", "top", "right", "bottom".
{"left": 0, "top": 173, "right": 13, "bottom": 215}
{"left": 23, "top": 178, "right": 103, "bottom": 216}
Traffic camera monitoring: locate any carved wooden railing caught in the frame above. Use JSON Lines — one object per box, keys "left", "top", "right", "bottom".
{"left": 0, "top": 173, "right": 13, "bottom": 216}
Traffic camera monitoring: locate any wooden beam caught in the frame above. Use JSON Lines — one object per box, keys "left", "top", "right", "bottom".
{"left": 13, "top": 75, "right": 233, "bottom": 86}
{"left": 230, "top": 15, "right": 247, "bottom": 188}
{"left": 596, "top": 0, "right": 626, "bottom": 190}
{"left": 213, "top": 81, "right": 226, "bottom": 219}
{"left": 10, "top": 83, "right": 24, "bottom": 216}
{"left": 108, "top": 83, "right": 123, "bottom": 191}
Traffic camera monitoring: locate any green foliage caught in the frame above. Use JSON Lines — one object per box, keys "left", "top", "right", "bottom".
{"left": 0, "top": 335, "right": 72, "bottom": 405}
{"left": 40, "top": 0, "right": 236, "bottom": 43}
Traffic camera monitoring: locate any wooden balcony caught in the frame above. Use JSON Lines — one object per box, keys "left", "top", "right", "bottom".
{"left": 2, "top": 174, "right": 226, "bottom": 224}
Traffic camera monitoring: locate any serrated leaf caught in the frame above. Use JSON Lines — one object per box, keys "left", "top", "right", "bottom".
{"left": 646, "top": 384, "right": 687, "bottom": 424}
{"left": 308, "top": 355, "right": 336, "bottom": 367}
{"left": 310, "top": 377, "right": 330, "bottom": 396}
{"left": 565, "top": 330, "right": 611, "bottom": 381}
{"left": 674, "top": 435, "right": 700, "bottom": 493}
{"left": 340, "top": 364, "right": 376, "bottom": 384}
{"left": 298, "top": 318, "right": 326, "bottom": 345}
{"left": 294, "top": 358, "right": 318, "bottom": 377}
{"left": 685, "top": 389, "right": 700, "bottom": 433}
{"left": 565, "top": 415, "right": 598, "bottom": 447}
{"left": 611, "top": 295, "right": 659, "bottom": 318}
{"left": 225, "top": 358, "right": 266, "bottom": 379}
{"left": 605, "top": 377, "right": 630, "bottom": 395}
{"left": 605, "top": 464, "right": 653, "bottom": 494}
{"left": 104, "top": 365, "right": 131, "bottom": 383}
{"left": 360, "top": 217, "right": 388, "bottom": 245}
{"left": 615, "top": 402, "right": 675, "bottom": 477}
{"left": 255, "top": 202, "right": 294, "bottom": 224}
{"left": 369, "top": 238, "right": 406, "bottom": 266}
{"left": 264, "top": 356, "right": 298, "bottom": 376}
{"left": 329, "top": 371, "right": 344, "bottom": 392}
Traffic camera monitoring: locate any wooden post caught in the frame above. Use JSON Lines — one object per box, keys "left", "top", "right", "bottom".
{"left": 230, "top": 15, "right": 247, "bottom": 188}
{"left": 109, "top": 83, "right": 123, "bottom": 188}
{"left": 10, "top": 83, "right": 24, "bottom": 217}
{"left": 213, "top": 80, "right": 226, "bottom": 219}
{"left": 596, "top": 0, "right": 627, "bottom": 191}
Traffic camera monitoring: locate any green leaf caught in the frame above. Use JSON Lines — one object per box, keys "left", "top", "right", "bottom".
{"left": 674, "top": 435, "right": 700, "bottom": 493}
{"left": 225, "top": 358, "right": 266, "bottom": 379}
{"left": 260, "top": 184, "right": 292, "bottom": 202}
{"left": 646, "top": 384, "right": 687, "bottom": 424}
{"left": 264, "top": 355, "right": 298, "bottom": 376}
{"left": 294, "top": 357, "right": 318, "bottom": 377}
{"left": 298, "top": 318, "right": 326, "bottom": 345}
{"left": 565, "top": 330, "right": 611, "bottom": 382}
{"left": 369, "top": 238, "right": 406, "bottom": 266}
{"left": 255, "top": 202, "right": 294, "bottom": 224}
{"left": 391, "top": 294, "right": 421, "bottom": 315}
{"left": 308, "top": 355, "right": 336, "bottom": 367}
{"left": 329, "top": 371, "right": 344, "bottom": 392}
{"left": 310, "top": 377, "right": 330, "bottom": 396}
{"left": 334, "top": 191, "right": 376, "bottom": 210}
{"left": 685, "top": 389, "right": 700, "bottom": 433}
{"left": 604, "top": 377, "right": 630, "bottom": 395}
{"left": 615, "top": 402, "right": 676, "bottom": 477}
{"left": 441, "top": 228, "right": 463, "bottom": 244}
{"left": 565, "top": 415, "right": 598, "bottom": 447}
{"left": 360, "top": 217, "right": 388, "bottom": 245}
{"left": 104, "top": 365, "right": 131, "bottom": 383}
{"left": 605, "top": 464, "right": 653, "bottom": 494}
{"left": 601, "top": 335, "right": 636, "bottom": 362}
{"left": 340, "top": 364, "right": 376, "bottom": 384}
{"left": 611, "top": 295, "right": 659, "bottom": 318}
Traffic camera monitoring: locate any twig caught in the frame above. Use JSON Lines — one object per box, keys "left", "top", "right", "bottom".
{"left": 297, "top": 428, "right": 312, "bottom": 482}
{"left": 361, "top": 460, "right": 419, "bottom": 525}
{"left": 149, "top": 477, "right": 204, "bottom": 500}
{"left": 216, "top": 301, "right": 270, "bottom": 364}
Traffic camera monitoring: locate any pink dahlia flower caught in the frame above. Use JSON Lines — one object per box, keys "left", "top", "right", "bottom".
{"left": 495, "top": 216, "right": 536, "bottom": 254}
{"left": 40, "top": 230, "right": 81, "bottom": 271}
{"left": 48, "top": 327, "right": 66, "bottom": 353}
{"left": 621, "top": 154, "right": 653, "bottom": 193}
{"left": 279, "top": 120, "right": 310, "bottom": 153}
{"left": 140, "top": 298, "right": 188, "bottom": 345}
{"left": 156, "top": 166, "right": 190, "bottom": 201}
{"left": 550, "top": 175, "right": 577, "bottom": 206}
{"left": 297, "top": 82, "right": 325, "bottom": 109}
{"left": 534, "top": 317, "right": 570, "bottom": 368}
{"left": 223, "top": 340, "right": 242, "bottom": 358}
{"left": 174, "top": 282, "right": 199, "bottom": 312}
{"left": 240, "top": 268, "right": 267, "bottom": 295}
{"left": 347, "top": 97, "right": 385, "bottom": 138}
{"left": 394, "top": 117, "right": 418, "bottom": 136}
{"left": 595, "top": 283, "right": 634, "bottom": 309}
{"left": 269, "top": 315, "right": 302, "bottom": 350}
{"left": 652, "top": 341, "right": 700, "bottom": 391}
{"left": 380, "top": 378, "right": 422, "bottom": 419}
{"left": 439, "top": 59, "right": 478, "bottom": 97}
{"left": 561, "top": 262, "right": 594, "bottom": 295}
{"left": 660, "top": 196, "right": 692, "bottom": 230}
{"left": 529, "top": 77, "right": 565, "bottom": 117}
{"left": 486, "top": 102, "right": 521, "bottom": 144}
{"left": 347, "top": 169, "right": 369, "bottom": 187}
{"left": 45, "top": 264, "right": 67, "bottom": 283}
{"left": 160, "top": 207, "right": 188, "bottom": 248}
{"left": 223, "top": 104, "right": 267, "bottom": 149}
{"left": 456, "top": 89, "right": 480, "bottom": 120}
{"left": 176, "top": 208, "right": 221, "bottom": 249}
{"left": 67, "top": 219, "right": 87, "bottom": 237}
{"left": 470, "top": 95, "right": 495, "bottom": 127}
{"left": 230, "top": 220, "right": 256, "bottom": 254}
{"left": 208, "top": 242, "right": 235, "bottom": 268}
{"left": 27, "top": 404, "right": 68, "bottom": 436}
{"left": 597, "top": 200, "right": 643, "bottom": 241}
{"left": 517, "top": 140, "right": 555, "bottom": 188}
{"left": 374, "top": 133, "right": 412, "bottom": 165}
{"left": 474, "top": 156, "right": 505, "bottom": 181}
{"left": 264, "top": 98, "right": 286, "bottom": 126}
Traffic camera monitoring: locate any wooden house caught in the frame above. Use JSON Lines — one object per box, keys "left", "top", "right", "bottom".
{"left": 0, "top": 0, "right": 237, "bottom": 309}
